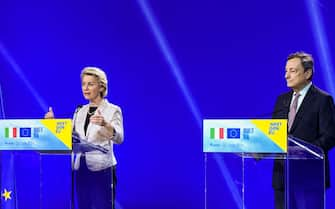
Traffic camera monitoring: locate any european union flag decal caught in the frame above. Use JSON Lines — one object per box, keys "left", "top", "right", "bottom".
{"left": 227, "top": 128, "right": 240, "bottom": 138}
{"left": 19, "top": 128, "right": 31, "bottom": 138}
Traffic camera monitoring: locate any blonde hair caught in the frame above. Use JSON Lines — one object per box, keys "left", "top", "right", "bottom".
{"left": 81, "top": 66, "right": 108, "bottom": 97}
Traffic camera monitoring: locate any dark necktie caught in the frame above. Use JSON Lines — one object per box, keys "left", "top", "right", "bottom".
{"left": 288, "top": 93, "right": 300, "bottom": 131}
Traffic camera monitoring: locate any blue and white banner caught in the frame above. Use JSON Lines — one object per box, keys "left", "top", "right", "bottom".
{"left": 203, "top": 119, "right": 287, "bottom": 153}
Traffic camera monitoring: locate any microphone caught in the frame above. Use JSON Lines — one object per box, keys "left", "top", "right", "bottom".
{"left": 74, "top": 105, "right": 83, "bottom": 114}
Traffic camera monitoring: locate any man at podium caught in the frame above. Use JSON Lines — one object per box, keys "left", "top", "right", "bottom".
{"left": 272, "top": 51, "right": 335, "bottom": 209}
{"left": 45, "top": 66, "right": 124, "bottom": 209}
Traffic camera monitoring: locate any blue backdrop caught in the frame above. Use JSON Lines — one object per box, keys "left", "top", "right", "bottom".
{"left": 0, "top": 0, "right": 334, "bottom": 208}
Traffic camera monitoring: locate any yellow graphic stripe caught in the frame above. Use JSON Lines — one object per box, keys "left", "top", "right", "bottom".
{"left": 251, "top": 119, "right": 287, "bottom": 152}
{"left": 40, "top": 119, "right": 72, "bottom": 149}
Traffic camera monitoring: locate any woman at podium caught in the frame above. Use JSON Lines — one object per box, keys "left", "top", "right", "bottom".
{"left": 45, "top": 66, "right": 124, "bottom": 209}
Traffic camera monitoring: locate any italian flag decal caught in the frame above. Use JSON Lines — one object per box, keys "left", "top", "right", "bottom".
{"left": 210, "top": 128, "right": 224, "bottom": 139}
{"left": 4, "top": 128, "right": 18, "bottom": 138}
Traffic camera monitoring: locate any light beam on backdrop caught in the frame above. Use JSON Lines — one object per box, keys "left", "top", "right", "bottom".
{"left": 136, "top": 1, "right": 244, "bottom": 208}
{"left": 305, "top": 0, "right": 335, "bottom": 96}
{"left": 136, "top": 0, "right": 202, "bottom": 126}
{"left": 305, "top": 2, "right": 335, "bottom": 209}
{"left": 0, "top": 42, "right": 48, "bottom": 112}
{"left": 0, "top": 81, "right": 5, "bottom": 119}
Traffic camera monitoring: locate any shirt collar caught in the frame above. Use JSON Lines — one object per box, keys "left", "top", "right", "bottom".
{"left": 294, "top": 82, "right": 312, "bottom": 97}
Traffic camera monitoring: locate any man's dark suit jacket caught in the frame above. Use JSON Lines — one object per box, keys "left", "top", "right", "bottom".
{"left": 272, "top": 84, "right": 335, "bottom": 189}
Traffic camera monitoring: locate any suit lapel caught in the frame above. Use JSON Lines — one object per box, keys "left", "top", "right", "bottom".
{"left": 290, "top": 85, "right": 315, "bottom": 132}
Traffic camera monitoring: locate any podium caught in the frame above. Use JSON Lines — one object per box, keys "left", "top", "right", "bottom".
{"left": 203, "top": 119, "right": 325, "bottom": 209}
{"left": 0, "top": 119, "right": 72, "bottom": 209}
